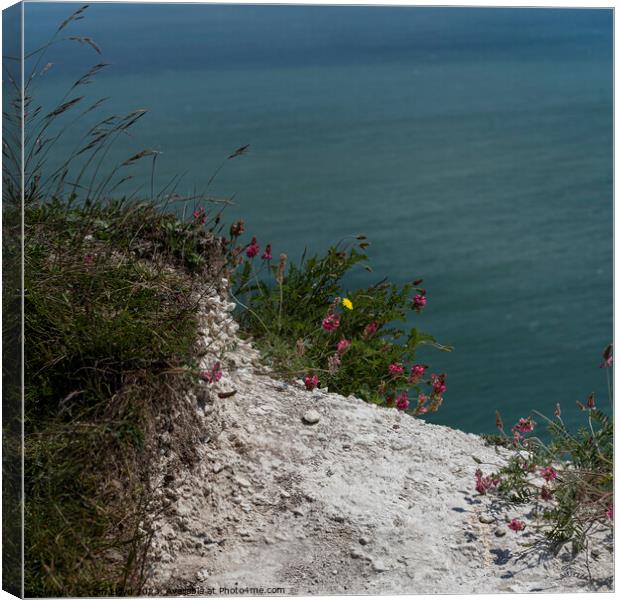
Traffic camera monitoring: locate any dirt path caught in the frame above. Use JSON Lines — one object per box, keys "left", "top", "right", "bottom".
{"left": 145, "top": 291, "right": 613, "bottom": 595}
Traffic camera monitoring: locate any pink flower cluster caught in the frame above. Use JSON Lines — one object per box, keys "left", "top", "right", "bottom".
{"left": 336, "top": 339, "right": 351, "bottom": 354}
{"left": 508, "top": 518, "right": 525, "bottom": 532}
{"left": 395, "top": 391, "right": 409, "bottom": 411}
{"left": 388, "top": 363, "right": 405, "bottom": 377}
{"left": 514, "top": 417, "right": 534, "bottom": 434}
{"left": 474, "top": 469, "right": 500, "bottom": 495}
{"left": 322, "top": 313, "right": 341, "bottom": 332}
{"left": 200, "top": 361, "right": 223, "bottom": 384}
{"left": 230, "top": 221, "right": 245, "bottom": 237}
{"left": 540, "top": 486, "right": 554, "bottom": 501}
{"left": 412, "top": 293, "right": 427, "bottom": 313}
{"left": 430, "top": 373, "right": 446, "bottom": 396}
{"left": 606, "top": 503, "right": 613, "bottom": 521}
{"left": 193, "top": 207, "right": 207, "bottom": 224}
{"left": 600, "top": 344, "right": 613, "bottom": 368}
{"left": 304, "top": 374, "right": 319, "bottom": 391}
{"left": 363, "top": 321, "right": 379, "bottom": 338}
{"left": 246, "top": 236, "right": 260, "bottom": 258}
{"left": 415, "top": 393, "right": 430, "bottom": 414}
{"left": 540, "top": 466, "right": 558, "bottom": 482}
{"left": 261, "top": 243, "right": 273, "bottom": 261}
{"left": 408, "top": 364, "right": 426, "bottom": 384}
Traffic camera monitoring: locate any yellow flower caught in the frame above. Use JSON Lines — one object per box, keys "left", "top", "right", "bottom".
{"left": 342, "top": 297, "right": 353, "bottom": 310}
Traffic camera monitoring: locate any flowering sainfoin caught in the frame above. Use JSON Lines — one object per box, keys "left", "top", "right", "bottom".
{"left": 412, "top": 293, "right": 427, "bottom": 312}
{"left": 363, "top": 321, "right": 379, "bottom": 338}
{"left": 606, "top": 503, "right": 614, "bottom": 521}
{"left": 474, "top": 469, "right": 499, "bottom": 495}
{"left": 416, "top": 393, "right": 429, "bottom": 414}
{"left": 193, "top": 207, "right": 207, "bottom": 224}
{"left": 508, "top": 518, "right": 525, "bottom": 532}
{"left": 540, "top": 486, "right": 553, "bottom": 501}
{"left": 200, "top": 362, "right": 223, "bottom": 384}
{"left": 304, "top": 375, "right": 319, "bottom": 391}
{"left": 586, "top": 393, "right": 596, "bottom": 409}
{"left": 513, "top": 417, "right": 534, "bottom": 434}
{"left": 246, "top": 236, "right": 260, "bottom": 258}
{"left": 430, "top": 373, "right": 446, "bottom": 395}
{"left": 600, "top": 344, "right": 613, "bottom": 368}
{"left": 261, "top": 244, "right": 272, "bottom": 261}
{"left": 388, "top": 363, "right": 405, "bottom": 377}
{"left": 395, "top": 392, "right": 409, "bottom": 411}
{"left": 540, "top": 466, "right": 557, "bottom": 482}
{"left": 328, "top": 353, "right": 341, "bottom": 375}
{"left": 408, "top": 364, "right": 426, "bottom": 384}
{"left": 336, "top": 339, "right": 351, "bottom": 354}
{"left": 229, "top": 220, "right": 245, "bottom": 237}
{"left": 322, "top": 313, "right": 340, "bottom": 332}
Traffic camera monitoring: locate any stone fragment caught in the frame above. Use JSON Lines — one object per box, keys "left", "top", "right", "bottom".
{"left": 302, "top": 410, "right": 321, "bottom": 425}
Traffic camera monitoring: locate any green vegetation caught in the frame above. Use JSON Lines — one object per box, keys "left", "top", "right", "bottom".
{"left": 23, "top": 199, "right": 223, "bottom": 596}
{"left": 478, "top": 355, "right": 613, "bottom": 554}
{"left": 231, "top": 234, "right": 451, "bottom": 413}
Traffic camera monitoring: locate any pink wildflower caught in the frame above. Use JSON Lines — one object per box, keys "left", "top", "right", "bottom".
{"left": 508, "top": 518, "right": 526, "bottom": 532}
{"left": 246, "top": 236, "right": 260, "bottom": 258}
{"left": 513, "top": 417, "right": 534, "bottom": 434}
{"left": 388, "top": 363, "right": 405, "bottom": 377}
{"left": 416, "top": 393, "right": 429, "bottom": 414}
{"left": 336, "top": 339, "right": 351, "bottom": 354}
{"left": 412, "top": 293, "right": 427, "bottom": 312}
{"left": 322, "top": 313, "right": 341, "bottom": 332}
{"left": 540, "top": 467, "right": 558, "bottom": 482}
{"left": 261, "top": 244, "right": 272, "bottom": 261}
{"left": 304, "top": 375, "right": 319, "bottom": 391}
{"left": 200, "top": 361, "right": 223, "bottom": 384}
{"left": 606, "top": 503, "right": 613, "bottom": 521}
{"left": 586, "top": 393, "right": 596, "bottom": 409}
{"left": 430, "top": 373, "right": 447, "bottom": 395}
{"left": 192, "top": 207, "right": 207, "bottom": 224}
{"left": 408, "top": 364, "right": 426, "bottom": 384}
{"left": 395, "top": 392, "right": 409, "bottom": 411}
{"left": 541, "top": 486, "right": 554, "bottom": 501}
{"left": 229, "top": 220, "right": 245, "bottom": 237}
{"left": 474, "top": 469, "right": 500, "bottom": 495}
{"left": 363, "top": 321, "right": 379, "bottom": 338}
{"left": 600, "top": 344, "right": 613, "bottom": 368}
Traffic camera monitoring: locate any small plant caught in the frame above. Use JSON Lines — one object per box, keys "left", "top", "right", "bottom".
{"left": 476, "top": 344, "right": 613, "bottom": 554}
{"left": 230, "top": 232, "right": 451, "bottom": 414}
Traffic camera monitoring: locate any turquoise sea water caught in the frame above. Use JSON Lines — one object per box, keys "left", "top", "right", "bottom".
{"left": 22, "top": 4, "right": 613, "bottom": 434}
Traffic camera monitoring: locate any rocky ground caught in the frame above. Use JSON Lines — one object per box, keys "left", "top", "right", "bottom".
{"left": 144, "top": 288, "right": 614, "bottom": 595}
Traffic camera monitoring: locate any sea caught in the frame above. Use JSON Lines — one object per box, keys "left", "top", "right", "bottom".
{"left": 19, "top": 3, "right": 613, "bottom": 435}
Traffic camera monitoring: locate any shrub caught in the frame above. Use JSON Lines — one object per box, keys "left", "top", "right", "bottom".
{"left": 230, "top": 232, "right": 451, "bottom": 413}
